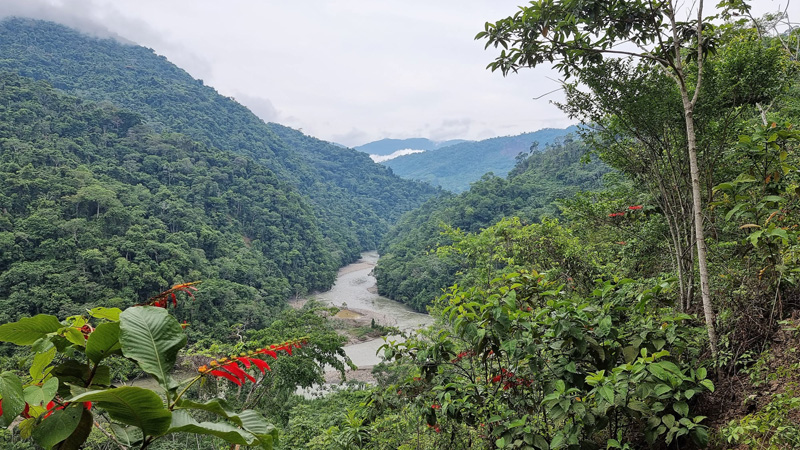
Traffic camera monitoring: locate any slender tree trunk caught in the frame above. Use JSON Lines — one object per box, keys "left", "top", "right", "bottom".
{"left": 668, "top": 0, "right": 718, "bottom": 357}
{"left": 682, "top": 103, "right": 718, "bottom": 357}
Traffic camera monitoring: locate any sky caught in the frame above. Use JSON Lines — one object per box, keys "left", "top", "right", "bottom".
{"left": 0, "top": 0, "right": 796, "bottom": 147}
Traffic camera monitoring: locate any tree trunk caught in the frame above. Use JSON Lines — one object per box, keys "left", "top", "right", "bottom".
{"left": 682, "top": 99, "right": 718, "bottom": 357}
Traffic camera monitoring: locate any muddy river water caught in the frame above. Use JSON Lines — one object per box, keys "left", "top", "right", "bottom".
{"left": 313, "top": 251, "right": 434, "bottom": 371}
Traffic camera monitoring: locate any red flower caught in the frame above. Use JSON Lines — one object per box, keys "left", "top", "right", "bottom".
{"left": 140, "top": 281, "right": 201, "bottom": 309}
{"left": 200, "top": 339, "right": 306, "bottom": 385}
{"left": 628, "top": 205, "right": 643, "bottom": 210}
{"left": 431, "top": 403, "right": 441, "bottom": 409}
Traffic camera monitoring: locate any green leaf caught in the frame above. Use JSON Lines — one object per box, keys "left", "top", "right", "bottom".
{"left": 551, "top": 432, "right": 566, "bottom": 449}
{"left": 0, "top": 315, "right": 61, "bottom": 345}
{"left": 662, "top": 414, "right": 675, "bottom": 428}
{"left": 30, "top": 346, "right": 56, "bottom": 381}
{"left": 68, "top": 387, "right": 172, "bottom": 437}
{"left": 0, "top": 371, "right": 26, "bottom": 426}
{"left": 599, "top": 385, "right": 614, "bottom": 404}
{"left": 52, "top": 360, "right": 111, "bottom": 388}
{"left": 674, "top": 401, "right": 689, "bottom": 417}
{"left": 31, "top": 406, "right": 82, "bottom": 449}
{"left": 58, "top": 407, "right": 94, "bottom": 450}
{"left": 496, "top": 436, "right": 507, "bottom": 448}
{"left": 175, "top": 398, "right": 277, "bottom": 444}
{"left": 89, "top": 307, "right": 122, "bottom": 321}
{"left": 110, "top": 424, "right": 143, "bottom": 446}
{"left": 85, "top": 322, "right": 121, "bottom": 364}
{"left": 23, "top": 377, "right": 58, "bottom": 407}
{"left": 627, "top": 400, "right": 651, "bottom": 414}
{"left": 692, "top": 426, "right": 709, "bottom": 446}
{"left": 119, "top": 307, "right": 186, "bottom": 390}
{"left": 696, "top": 367, "right": 707, "bottom": 380}
{"left": 699, "top": 379, "right": 715, "bottom": 392}
{"left": 168, "top": 410, "right": 260, "bottom": 446}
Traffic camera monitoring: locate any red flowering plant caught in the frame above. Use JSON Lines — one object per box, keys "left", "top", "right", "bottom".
{"left": 0, "top": 282, "right": 314, "bottom": 449}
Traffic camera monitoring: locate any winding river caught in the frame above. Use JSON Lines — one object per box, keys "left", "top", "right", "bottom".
{"left": 313, "top": 251, "right": 434, "bottom": 373}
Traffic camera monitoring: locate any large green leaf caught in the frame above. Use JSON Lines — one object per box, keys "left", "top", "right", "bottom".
{"left": 31, "top": 406, "right": 82, "bottom": 449}
{"left": 119, "top": 307, "right": 186, "bottom": 390}
{"left": 69, "top": 387, "right": 172, "bottom": 437}
{"left": 175, "top": 398, "right": 277, "bottom": 446}
{"left": 23, "top": 377, "right": 58, "bottom": 407}
{"left": 0, "top": 371, "right": 25, "bottom": 426}
{"left": 168, "top": 410, "right": 259, "bottom": 446}
{"left": 85, "top": 322, "right": 121, "bottom": 364}
{"left": 57, "top": 407, "right": 94, "bottom": 450}
{"left": 0, "top": 315, "right": 61, "bottom": 345}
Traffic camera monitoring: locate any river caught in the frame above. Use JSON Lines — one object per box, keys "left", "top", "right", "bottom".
{"left": 309, "top": 251, "right": 434, "bottom": 379}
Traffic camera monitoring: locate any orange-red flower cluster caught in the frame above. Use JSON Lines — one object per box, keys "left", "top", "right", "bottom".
{"left": 608, "top": 212, "right": 625, "bottom": 218}
{"left": 142, "top": 282, "right": 200, "bottom": 309}
{"left": 427, "top": 423, "right": 442, "bottom": 433}
{"left": 628, "top": 205, "right": 643, "bottom": 210}
{"left": 197, "top": 339, "right": 308, "bottom": 386}
{"left": 490, "top": 368, "right": 532, "bottom": 391}
{"left": 450, "top": 350, "right": 474, "bottom": 363}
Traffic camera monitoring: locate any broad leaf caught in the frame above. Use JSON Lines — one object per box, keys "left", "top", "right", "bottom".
{"left": 85, "top": 322, "right": 121, "bottom": 364}
{"left": 167, "top": 410, "right": 259, "bottom": 446}
{"left": 0, "top": 315, "right": 61, "bottom": 345}
{"left": 58, "top": 407, "right": 94, "bottom": 450}
{"left": 119, "top": 307, "right": 186, "bottom": 390}
{"left": 0, "top": 371, "right": 25, "bottom": 426}
{"left": 30, "top": 346, "right": 56, "bottom": 381}
{"left": 175, "top": 398, "right": 277, "bottom": 445}
{"left": 69, "top": 387, "right": 172, "bottom": 437}
{"left": 89, "top": 307, "right": 122, "bottom": 321}
{"left": 23, "top": 377, "right": 58, "bottom": 407}
{"left": 53, "top": 360, "right": 111, "bottom": 388}
{"left": 31, "top": 406, "right": 82, "bottom": 449}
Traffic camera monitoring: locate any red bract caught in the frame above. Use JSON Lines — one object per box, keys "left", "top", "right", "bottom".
{"left": 199, "top": 339, "right": 307, "bottom": 386}
{"left": 140, "top": 281, "right": 201, "bottom": 309}
{"left": 628, "top": 205, "right": 643, "bottom": 210}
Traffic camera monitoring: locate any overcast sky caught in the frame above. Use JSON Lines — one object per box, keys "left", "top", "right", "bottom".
{"left": 0, "top": 0, "right": 796, "bottom": 147}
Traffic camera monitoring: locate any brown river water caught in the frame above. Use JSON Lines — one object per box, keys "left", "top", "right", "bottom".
{"left": 311, "top": 251, "right": 434, "bottom": 371}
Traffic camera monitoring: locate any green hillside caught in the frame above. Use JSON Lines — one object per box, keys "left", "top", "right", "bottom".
{"left": 380, "top": 126, "right": 579, "bottom": 192}
{"left": 0, "top": 73, "right": 334, "bottom": 335}
{"left": 0, "top": 17, "right": 438, "bottom": 265}
{"left": 375, "top": 135, "right": 609, "bottom": 310}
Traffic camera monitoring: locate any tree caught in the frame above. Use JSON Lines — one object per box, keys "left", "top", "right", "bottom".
{"left": 476, "top": 0, "right": 754, "bottom": 357}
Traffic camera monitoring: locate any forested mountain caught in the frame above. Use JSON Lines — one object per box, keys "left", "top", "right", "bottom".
{"left": 375, "top": 135, "right": 609, "bottom": 310}
{"left": 0, "top": 73, "right": 334, "bottom": 335}
{"left": 355, "top": 137, "right": 469, "bottom": 155}
{"left": 379, "top": 126, "right": 578, "bottom": 192}
{"left": 0, "top": 17, "right": 438, "bottom": 266}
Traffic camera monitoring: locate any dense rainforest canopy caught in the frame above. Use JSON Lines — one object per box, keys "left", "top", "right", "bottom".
{"left": 0, "top": 17, "right": 439, "bottom": 267}
{"left": 2, "top": 4, "right": 800, "bottom": 449}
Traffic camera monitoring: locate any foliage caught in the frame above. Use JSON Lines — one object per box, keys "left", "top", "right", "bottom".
{"left": 721, "top": 390, "right": 800, "bottom": 449}
{"left": 0, "top": 17, "right": 438, "bottom": 268}
{"left": 0, "top": 73, "right": 337, "bottom": 337}
{"left": 375, "top": 136, "right": 608, "bottom": 310}
{"left": 0, "top": 285, "right": 343, "bottom": 449}
{"left": 377, "top": 272, "right": 711, "bottom": 449}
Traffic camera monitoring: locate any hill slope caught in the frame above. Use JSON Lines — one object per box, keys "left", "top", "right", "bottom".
{"left": 0, "top": 73, "right": 331, "bottom": 335}
{"left": 374, "top": 135, "right": 609, "bottom": 310}
{"left": 0, "top": 17, "right": 438, "bottom": 265}
{"left": 380, "top": 127, "right": 579, "bottom": 192}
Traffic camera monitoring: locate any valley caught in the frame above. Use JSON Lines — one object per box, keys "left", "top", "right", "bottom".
{"left": 0, "top": 4, "right": 799, "bottom": 450}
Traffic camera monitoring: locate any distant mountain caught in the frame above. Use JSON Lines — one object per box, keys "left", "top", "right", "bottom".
{"left": 0, "top": 17, "right": 438, "bottom": 268}
{"left": 355, "top": 138, "right": 470, "bottom": 156}
{"left": 380, "top": 127, "right": 579, "bottom": 192}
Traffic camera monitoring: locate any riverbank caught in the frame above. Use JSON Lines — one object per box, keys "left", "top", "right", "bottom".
{"left": 292, "top": 251, "right": 433, "bottom": 385}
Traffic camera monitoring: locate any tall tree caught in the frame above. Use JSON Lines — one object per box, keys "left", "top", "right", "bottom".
{"left": 475, "top": 0, "right": 748, "bottom": 356}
